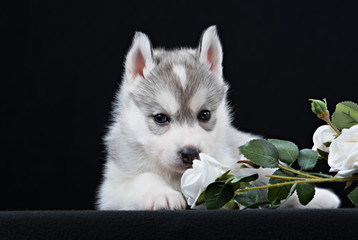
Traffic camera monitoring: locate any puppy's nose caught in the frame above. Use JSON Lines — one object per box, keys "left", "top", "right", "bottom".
{"left": 180, "top": 146, "right": 200, "bottom": 164}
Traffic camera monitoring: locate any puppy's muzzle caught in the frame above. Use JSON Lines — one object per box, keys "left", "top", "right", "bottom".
{"left": 180, "top": 146, "right": 200, "bottom": 164}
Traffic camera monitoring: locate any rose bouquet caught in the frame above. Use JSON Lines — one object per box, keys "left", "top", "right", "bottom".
{"left": 181, "top": 99, "right": 358, "bottom": 209}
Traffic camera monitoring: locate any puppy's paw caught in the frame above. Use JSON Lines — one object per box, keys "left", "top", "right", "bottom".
{"left": 304, "top": 188, "right": 341, "bottom": 209}
{"left": 282, "top": 188, "right": 340, "bottom": 209}
{"left": 145, "top": 188, "right": 187, "bottom": 210}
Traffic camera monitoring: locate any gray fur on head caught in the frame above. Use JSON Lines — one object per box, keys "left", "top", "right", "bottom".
{"left": 118, "top": 25, "right": 229, "bottom": 136}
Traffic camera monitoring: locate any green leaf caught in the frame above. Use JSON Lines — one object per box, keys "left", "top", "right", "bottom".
{"left": 332, "top": 101, "right": 358, "bottom": 129}
{"left": 268, "top": 139, "right": 299, "bottom": 164}
{"left": 230, "top": 174, "right": 259, "bottom": 184}
{"left": 215, "top": 169, "right": 235, "bottom": 181}
{"left": 235, "top": 186, "right": 263, "bottom": 207}
{"left": 296, "top": 182, "right": 315, "bottom": 205}
{"left": 257, "top": 178, "right": 269, "bottom": 185}
{"left": 281, "top": 184, "right": 298, "bottom": 207}
{"left": 239, "top": 164, "right": 249, "bottom": 169}
{"left": 265, "top": 184, "right": 296, "bottom": 209}
{"left": 348, "top": 186, "right": 358, "bottom": 208}
{"left": 323, "top": 141, "right": 331, "bottom": 148}
{"left": 195, "top": 190, "right": 206, "bottom": 206}
{"left": 267, "top": 169, "right": 295, "bottom": 202}
{"left": 223, "top": 200, "right": 241, "bottom": 209}
{"left": 205, "top": 182, "right": 235, "bottom": 209}
{"left": 264, "top": 199, "right": 282, "bottom": 209}
{"left": 297, "top": 149, "right": 318, "bottom": 170}
{"left": 239, "top": 139, "right": 279, "bottom": 168}
{"left": 317, "top": 148, "right": 329, "bottom": 160}
{"left": 228, "top": 174, "right": 259, "bottom": 190}
{"left": 241, "top": 201, "right": 272, "bottom": 209}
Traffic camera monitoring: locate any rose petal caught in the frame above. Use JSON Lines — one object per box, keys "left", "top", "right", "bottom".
{"left": 312, "top": 125, "right": 336, "bottom": 151}
{"left": 327, "top": 124, "right": 358, "bottom": 178}
{"left": 181, "top": 153, "right": 231, "bottom": 208}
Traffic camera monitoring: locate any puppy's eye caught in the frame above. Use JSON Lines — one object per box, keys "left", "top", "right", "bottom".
{"left": 154, "top": 114, "right": 170, "bottom": 125}
{"left": 198, "top": 110, "right": 211, "bottom": 122}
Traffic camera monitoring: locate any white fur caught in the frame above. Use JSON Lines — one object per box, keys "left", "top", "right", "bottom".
{"left": 283, "top": 188, "right": 341, "bottom": 209}
{"left": 97, "top": 26, "right": 340, "bottom": 210}
{"left": 155, "top": 91, "right": 179, "bottom": 115}
{"left": 173, "top": 64, "right": 187, "bottom": 88}
{"left": 189, "top": 88, "right": 207, "bottom": 112}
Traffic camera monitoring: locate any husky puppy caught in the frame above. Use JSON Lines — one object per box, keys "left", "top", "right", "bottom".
{"left": 97, "top": 26, "right": 340, "bottom": 210}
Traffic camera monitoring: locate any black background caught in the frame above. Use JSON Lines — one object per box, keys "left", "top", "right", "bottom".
{"left": 1, "top": 0, "right": 357, "bottom": 210}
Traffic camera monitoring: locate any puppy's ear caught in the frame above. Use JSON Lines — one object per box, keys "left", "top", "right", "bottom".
{"left": 125, "top": 32, "right": 155, "bottom": 84}
{"left": 197, "top": 26, "right": 223, "bottom": 78}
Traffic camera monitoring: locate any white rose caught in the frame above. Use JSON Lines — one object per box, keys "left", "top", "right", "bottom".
{"left": 312, "top": 125, "right": 336, "bottom": 152}
{"left": 328, "top": 124, "right": 358, "bottom": 178}
{"left": 181, "top": 153, "right": 231, "bottom": 208}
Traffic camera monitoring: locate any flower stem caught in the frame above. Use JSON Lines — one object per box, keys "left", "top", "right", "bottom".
{"left": 235, "top": 177, "right": 357, "bottom": 194}
{"left": 318, "top": 111, "right": 341, "bottom": 136}
{"left": 326, "top": 118, "right": 341, "bottom": 136}
{"left": 278, "top": 164, "right": 323, "bottom": 179}
{"left": 264, "top": 175, "right": 310, "bottom": 181}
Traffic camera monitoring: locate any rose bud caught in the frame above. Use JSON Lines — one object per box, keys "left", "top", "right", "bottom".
{"left": 310, "top": 99, "right": 328, "bottom": 115}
